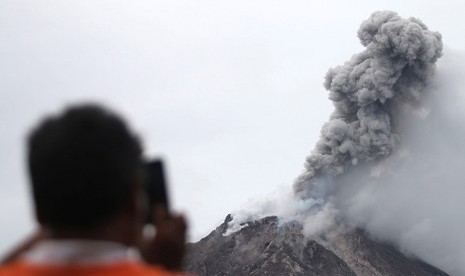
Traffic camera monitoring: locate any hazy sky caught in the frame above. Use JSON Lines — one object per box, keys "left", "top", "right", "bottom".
{"left": 1, "top": 0, "right": 465, "bottom": 257}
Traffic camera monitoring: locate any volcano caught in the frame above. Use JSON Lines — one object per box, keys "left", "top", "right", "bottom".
{"left": 184, "top": 215, "right": 448, "bottom": 275}
{"left": 185, "top": 10, "right": 455, "bottom": 275}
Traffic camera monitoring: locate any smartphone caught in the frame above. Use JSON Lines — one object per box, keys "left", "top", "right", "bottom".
{"left": 144, "top": 159, "right": 170, "bottom": 223}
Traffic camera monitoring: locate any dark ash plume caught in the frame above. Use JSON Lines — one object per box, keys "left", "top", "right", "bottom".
{"left": 294, "top": 11, "right": 442, "bottom": 198}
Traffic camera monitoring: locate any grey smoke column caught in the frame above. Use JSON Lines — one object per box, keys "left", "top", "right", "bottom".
{"left": 294, "top": 11, "right": 442, "bottom": 199}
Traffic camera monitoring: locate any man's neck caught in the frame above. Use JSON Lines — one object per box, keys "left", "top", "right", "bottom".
{"left": 44, "top": 219, "right": 134, "bottom": 247}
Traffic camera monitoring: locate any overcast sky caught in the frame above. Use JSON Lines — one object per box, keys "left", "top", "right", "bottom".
{"left": 1, "top": 0, "right": 465, "bottom": 255}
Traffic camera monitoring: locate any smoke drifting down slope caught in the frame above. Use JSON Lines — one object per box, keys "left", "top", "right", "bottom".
{"left": 294, "top": 10, "right": 443, "bottom": 201}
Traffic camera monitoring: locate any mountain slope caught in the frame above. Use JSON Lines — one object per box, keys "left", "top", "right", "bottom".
{"left": 184, "top": 216, "right": 448, "bottom": 276}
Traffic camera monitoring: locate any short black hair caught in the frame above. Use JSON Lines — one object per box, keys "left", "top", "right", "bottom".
{"left": 28, "top": 104, "right": 142, "bottom": 230}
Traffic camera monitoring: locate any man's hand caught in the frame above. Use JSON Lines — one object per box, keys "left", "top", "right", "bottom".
{"left": 140, "top": 205, "right": 187, "bottom": 271}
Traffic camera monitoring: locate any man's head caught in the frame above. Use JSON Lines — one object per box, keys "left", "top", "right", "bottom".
{"left": 27, "top": 104, "right": 143, "bottom": 233}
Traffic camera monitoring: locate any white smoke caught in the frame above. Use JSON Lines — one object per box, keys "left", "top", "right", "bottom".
{"left": 227, "top": 185, "right": 341, "bottom": 240}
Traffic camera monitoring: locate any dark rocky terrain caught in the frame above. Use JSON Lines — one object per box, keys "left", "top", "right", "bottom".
{"left": 184, "top": 215, "right": 448, "bottom": 276}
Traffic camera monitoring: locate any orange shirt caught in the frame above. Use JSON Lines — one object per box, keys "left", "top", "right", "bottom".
{"left": 0, "top": 260, "right": 184, "bottom": 276}
{"left": 0, "top": 240, "right": 188, "bottom": 276}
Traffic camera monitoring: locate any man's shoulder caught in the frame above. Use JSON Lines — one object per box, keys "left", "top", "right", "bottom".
{"left": 0, "top": 260, "right": 187, "bottom": 276}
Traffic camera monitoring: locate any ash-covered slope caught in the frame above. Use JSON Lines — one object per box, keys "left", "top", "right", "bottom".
{"left": 184, "top": 216, "right": 448, "bottom": 276}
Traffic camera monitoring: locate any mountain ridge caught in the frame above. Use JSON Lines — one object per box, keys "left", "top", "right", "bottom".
{"left": 184, "top": 215, "right": 449, "bottom": 276}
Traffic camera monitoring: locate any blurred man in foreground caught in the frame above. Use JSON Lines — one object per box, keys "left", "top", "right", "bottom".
{"left": 0, "top": 104, "right": 187, "bottom": 275}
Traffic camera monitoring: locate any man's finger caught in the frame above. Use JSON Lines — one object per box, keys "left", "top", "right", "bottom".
{"left": 153, "top": 203, "right": 169, "bottom": 226}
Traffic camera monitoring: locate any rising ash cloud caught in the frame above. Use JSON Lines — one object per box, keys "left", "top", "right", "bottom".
{"left": 294, "top": 11, "right": 443, "bottom": 202}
